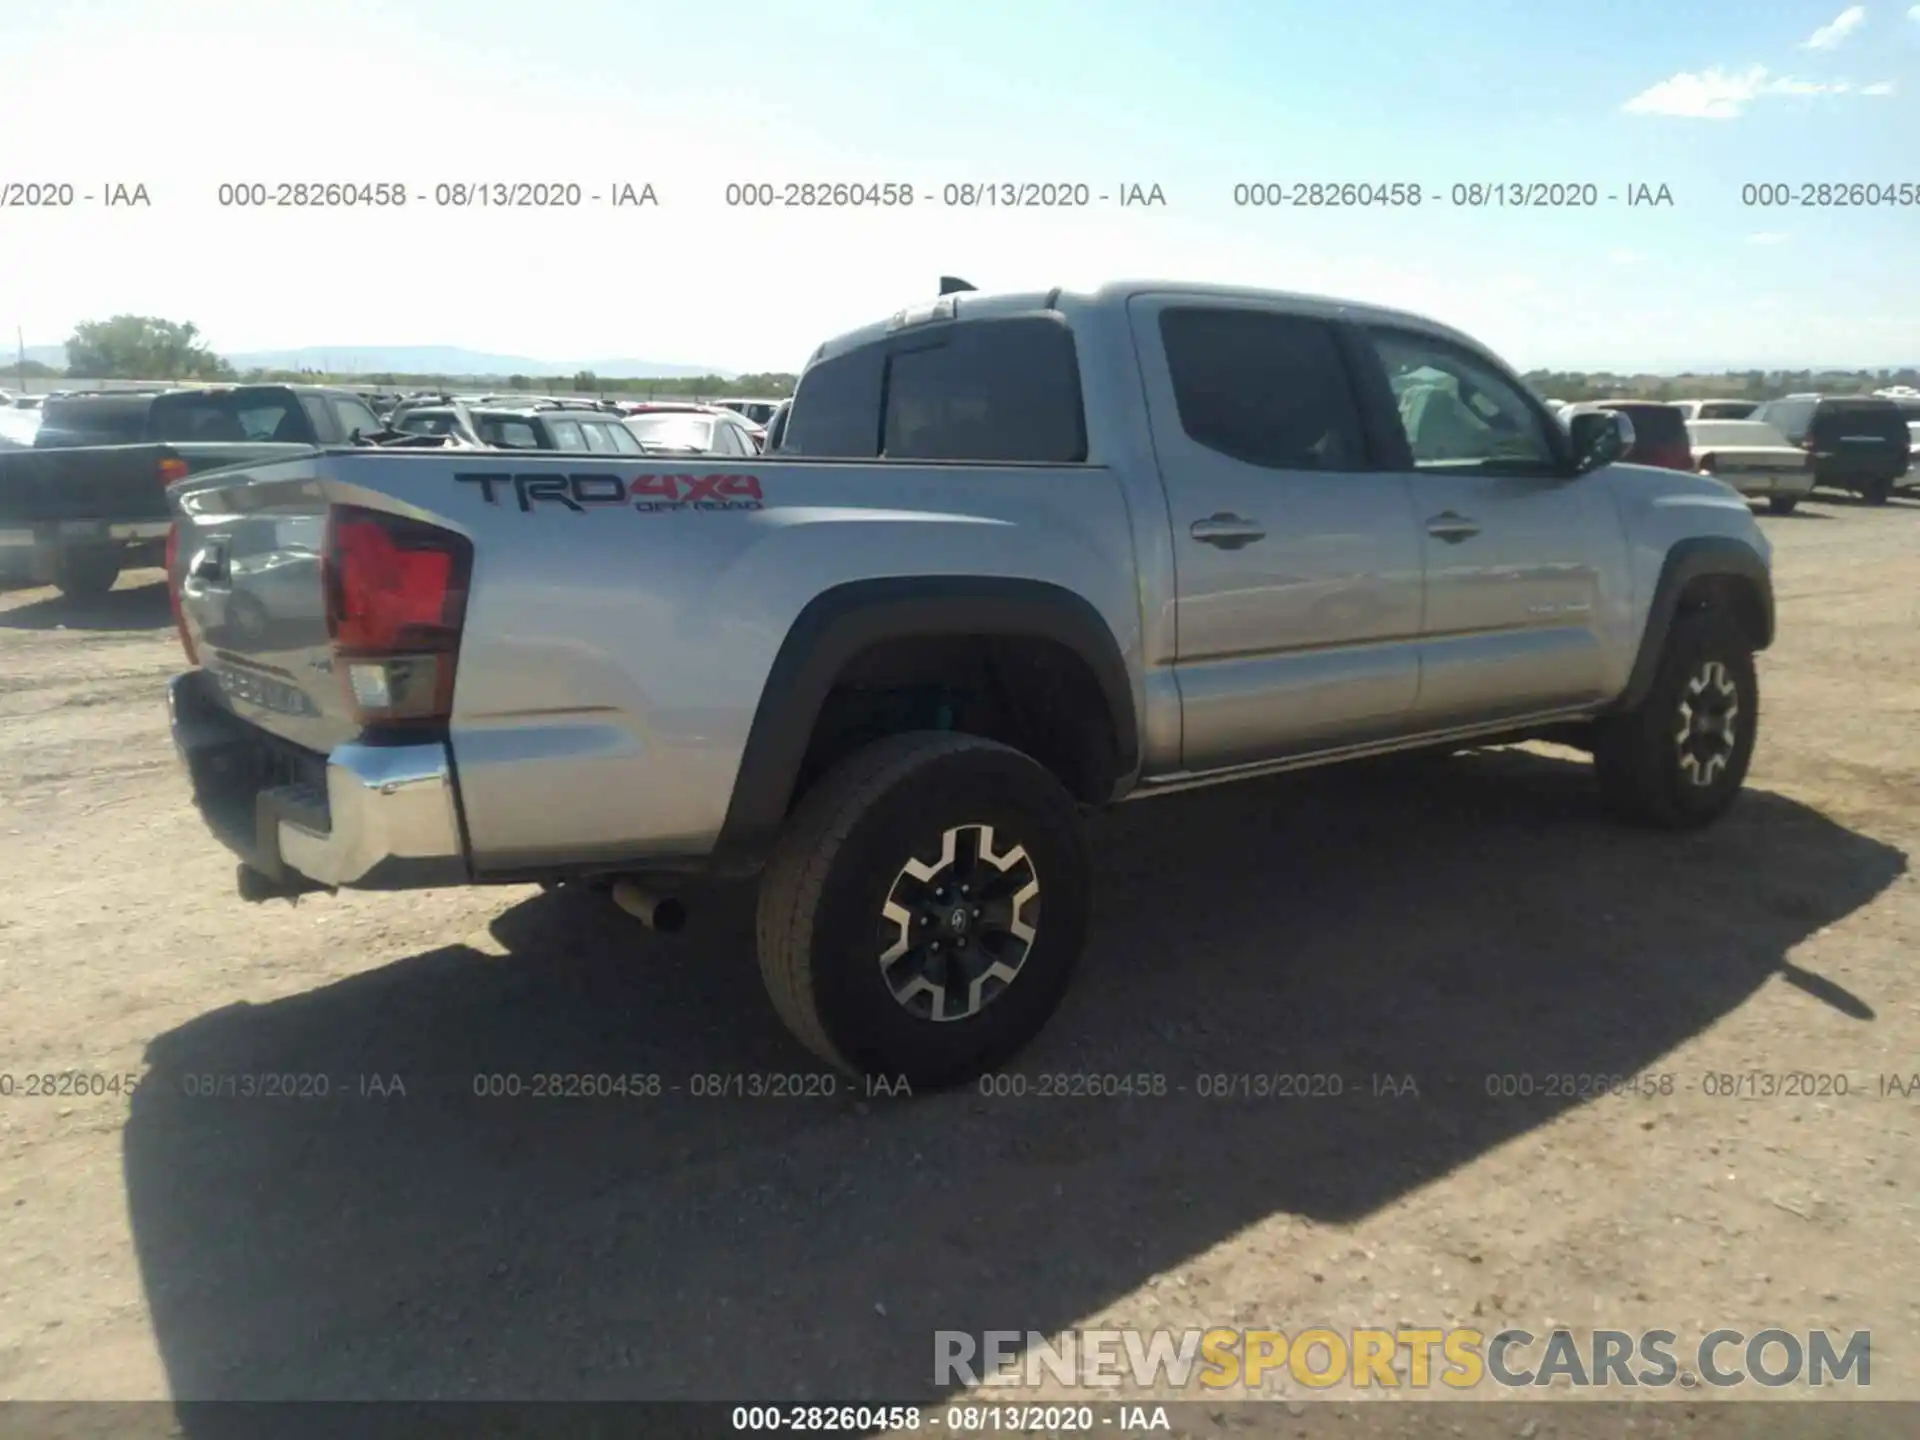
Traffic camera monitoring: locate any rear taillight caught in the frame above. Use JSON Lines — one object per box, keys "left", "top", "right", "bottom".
{"left": 322, "top": 504, "right": 472, "bottom": 728}
{"left": 165, "top": 522, "right": 198, "bottom": 665}
{"left": 158, "top": 455, "right": 189, "bottom": 484}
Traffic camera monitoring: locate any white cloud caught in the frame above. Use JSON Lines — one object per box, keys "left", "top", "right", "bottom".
{"left": 1745, "top": 232, "right": 1791, "bottom": 245}
{"left": 1862, "top": 80, "right": 1897, "bottom": 94}
{"left": 1910, "top": 3, "right": 1919, "bottom": 20}
{"left": 1607, "top": 249, "right": 1646, "bottom": 265}
{"left": 1803, "top": 5, "right": 1867, "bottom": 48}
{"left": 1622, "top": 63, "right": 1874, "bottom": 117}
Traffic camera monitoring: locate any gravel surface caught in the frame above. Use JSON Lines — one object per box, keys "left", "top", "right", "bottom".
{"left": 0, "top": 495, "right": 1915, "bottom": 1425}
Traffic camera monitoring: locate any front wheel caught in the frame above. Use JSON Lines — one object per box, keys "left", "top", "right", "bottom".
{"left": 1767, "top": 497, "right": 1799, "bottom": 516}
{"left": 1592, "top": 610, "right": 1757, "bottom": 829}
{"left": 755, "top": 732, "right": 1091, "bottom": 1089}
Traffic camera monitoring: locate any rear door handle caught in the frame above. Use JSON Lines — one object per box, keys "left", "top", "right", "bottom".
{"left": 1190, "top": 513, "right": 1266, "bottom": 549}
{"left": 1425, "top": 512, "right": 1480, "bottom": 543}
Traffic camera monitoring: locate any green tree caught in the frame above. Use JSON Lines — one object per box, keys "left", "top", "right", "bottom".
{"left": 66, "top": 315, "right": 235, "bottom": 380}
{"left": 506, "top": 373, "right": 531, "bottom": 391}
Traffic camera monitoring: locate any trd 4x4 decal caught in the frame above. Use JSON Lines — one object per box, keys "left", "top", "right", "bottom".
{"left": 455, "top": 471, "right": 765, "bottom": 513}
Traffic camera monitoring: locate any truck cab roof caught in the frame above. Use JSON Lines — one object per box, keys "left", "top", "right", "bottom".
{"left": 807, "top": 279, "right": 1491, "bottom": 367}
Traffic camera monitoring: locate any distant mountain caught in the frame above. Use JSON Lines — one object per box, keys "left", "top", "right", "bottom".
{"left": 17, "top": 343, "right": 734, "bottom": 379}
{"left": 224, "top": 347, "right": 735, "bottom": 379}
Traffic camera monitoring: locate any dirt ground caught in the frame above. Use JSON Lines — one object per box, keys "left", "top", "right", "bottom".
{"left": 1, "top": 495, "right": 1916, "bottom": 1430}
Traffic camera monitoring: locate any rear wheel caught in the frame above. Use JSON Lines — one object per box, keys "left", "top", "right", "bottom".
{"left": 51, "top": 545, "right": 121, "bottom": 600}
{"left": 1593, "top": 610, "right": 1757, "bottom": 830}
{"left": 755, "top": 731, "right": 1091, "bottom": 1089}
{"left": 1862, "top": 477, "right": 1893, "bottom": 506}
{"left": 1767, "top": 496, "right": 1799, "bottom": 515}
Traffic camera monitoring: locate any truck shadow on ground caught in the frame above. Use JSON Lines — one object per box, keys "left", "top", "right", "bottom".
{"left": 123, "top": 747, "right": 1901, "bottom": 1410}
{"left": 0, "top": 575, "right": 170, "bottom": 631}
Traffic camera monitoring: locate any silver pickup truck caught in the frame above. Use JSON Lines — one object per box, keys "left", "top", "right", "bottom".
{"left": 164, "top": 279, "right": 1775, "bottom": 1086}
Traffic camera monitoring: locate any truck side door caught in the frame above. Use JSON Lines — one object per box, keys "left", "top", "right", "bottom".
{"left": 1127, "top": 296, "right": 1425, "bottom": 772}
{"left": 1352, "top": 325, "right": 1617, "bottom": 724}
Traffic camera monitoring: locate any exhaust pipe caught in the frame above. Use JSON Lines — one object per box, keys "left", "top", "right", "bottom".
{"left": 611, "top": 880, "right": 687, "bottom": 933}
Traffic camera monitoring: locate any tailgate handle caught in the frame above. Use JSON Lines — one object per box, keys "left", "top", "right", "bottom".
{"left": 188, "top": 540, "right": 229, "bottom": 584}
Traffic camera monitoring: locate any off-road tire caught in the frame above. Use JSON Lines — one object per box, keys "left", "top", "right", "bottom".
{"left": 1592, "top": 609, "right": 1757, "bottom": 830}
{"left": 51, "top": 546, "right": 121, "bottom": 600}
{"left": 755, "top": 731, "right": 1091, "bottom": 1089}
{"left": 1766, "top": 497, "right": 1798, "bottom": 516}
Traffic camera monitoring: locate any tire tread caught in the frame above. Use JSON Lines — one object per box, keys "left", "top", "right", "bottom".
{"left": 755, "top": 732, "right": 1018, "bottom": 1073}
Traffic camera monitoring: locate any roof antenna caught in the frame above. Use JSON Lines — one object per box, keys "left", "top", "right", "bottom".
{"left": 938, "top": 276, "right": 977, "bottom": 296}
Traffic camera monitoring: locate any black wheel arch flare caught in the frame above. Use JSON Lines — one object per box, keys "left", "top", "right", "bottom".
{"left": 712, "top": 576, "right": 1138, "bottom": 870}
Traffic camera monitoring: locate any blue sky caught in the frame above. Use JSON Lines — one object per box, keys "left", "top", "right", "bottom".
{"left": 1, "top": 0, "right": 1913, "bottom": 372}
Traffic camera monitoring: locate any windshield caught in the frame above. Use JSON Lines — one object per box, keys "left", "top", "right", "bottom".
{"left": 625, "top": 414, "right": 713, "bottom": 450}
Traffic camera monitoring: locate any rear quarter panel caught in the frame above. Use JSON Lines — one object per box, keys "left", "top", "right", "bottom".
{"left": 384, "top": 453, "right": 1146, "bottom": 872}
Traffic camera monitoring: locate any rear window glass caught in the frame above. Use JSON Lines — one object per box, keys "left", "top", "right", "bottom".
{"left": 151, "top": 392, "right": 304, "bottom": 443}
{"left": 1757, "top": 399, "right": 1816, "bottom": 439}
{"left": 1697, "top": 401, "right": 1756, "bottom": 420}
{"left": 398, "top": 412, "right": 461, "bottom": 435}
{"left": 784, "top": 316, "right": 1087, "bottom": 462}
{"left": 1810, "top": 401, "right": 1905, "bottom": 444}
{"left": 782, "top": 346, "right": 883, "bottom": 456}
{"left": 1601, "top": 403, "right": 1687, "bottom": 445}
{"left": 37, "top": 398, "right": 150, "bottom": 444}
{"left": 478, "top": 418, "right": 541, "bottom": 449}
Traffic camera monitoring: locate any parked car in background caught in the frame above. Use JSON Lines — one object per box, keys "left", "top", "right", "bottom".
{"left": 1672, "top": 399, "right": 1759, "bottom": 421}
{"left": 1687, "top": 418, "right": 1815, "bottom": 515}
{"left": 1748, "top": 394, "right": 1912, "bottom": 503}
{"left": 764, "top": 397, "right": 791, "bottom": 451}
{"left": 621, "top": 405, "right": 763, "bottom": 456}
{"left": 0, "top": 383, "right": 385, "bottom": 596}
{"left": 716, "top": 398, "right": 784, "bottom": 426}
{"left": 469, "top": 402, "right": 647, "bottom": 455}
{"left": 389, "top": 402, "right": 487, "bottom": 446}
{"left": 1564, "top": 400, "right": 1692, "bottom": 471}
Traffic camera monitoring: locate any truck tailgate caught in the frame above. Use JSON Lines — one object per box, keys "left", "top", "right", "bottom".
{"left": 171, "top": 455, "right": 357, "bottom": 756}
{"left": 0, "top": 444, "right": 174, "bottom": 523}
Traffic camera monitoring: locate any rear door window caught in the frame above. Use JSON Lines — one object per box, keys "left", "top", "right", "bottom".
{"left": 547, "top": 419, "right": 588, "bottom": 451}
{"left": 330, "top": 396, "right": 381, "bottom": 440}
{"left": 481, "top": 418, "right": 541, "bottom": 449}
{"left": 578, "top": 420, "right": 618, "bottom": 454}
{"left": 1162, "top": 307, "right": 1367, "bottom": 471}
{"left": 300, "top": 396, "right": 339, "bottom": 441}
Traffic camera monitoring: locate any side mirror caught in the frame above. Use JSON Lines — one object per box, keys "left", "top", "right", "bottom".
{"left": 1568, "top": 409, "right": 1633, "bottom": 473}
